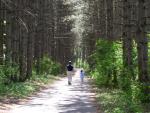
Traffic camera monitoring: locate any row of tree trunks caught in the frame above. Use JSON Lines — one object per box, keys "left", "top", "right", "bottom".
{"left": 54, "top": 0, "right": 74, "bottom": 67}
{"left": 83, "top": 0, "right": 150, "bottom": 102}
{"left": 0, "top": 0, "right": 73, "bottom": 82}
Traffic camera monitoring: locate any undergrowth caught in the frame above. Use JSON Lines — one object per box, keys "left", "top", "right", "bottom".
{"left": 0, "top": 74, "right": 60, "bottom": 99}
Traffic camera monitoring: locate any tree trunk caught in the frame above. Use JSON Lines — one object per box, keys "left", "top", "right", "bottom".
{"left": 122, "top": 0, "right": 134, "bottom": 79}
{"left": 106, "top": 0, "right": 113, "bottom": 39}
{"left": 136, "top": 0, "right": 150, "bottom": 103}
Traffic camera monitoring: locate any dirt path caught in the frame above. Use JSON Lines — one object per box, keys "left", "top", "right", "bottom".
{"left": 4, "top": 69, "right": 97, "bottom": 113}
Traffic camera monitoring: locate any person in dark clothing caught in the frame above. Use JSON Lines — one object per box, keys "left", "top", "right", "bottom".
{"left": 67, "top": 61, "right": 74, "bottom": 85}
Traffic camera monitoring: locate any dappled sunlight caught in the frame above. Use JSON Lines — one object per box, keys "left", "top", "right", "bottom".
{"left": 7, "top": 69, "right": 97, "bottom": 113}
{"left": 0, "top": 0, "right": 149, "bottom": 113}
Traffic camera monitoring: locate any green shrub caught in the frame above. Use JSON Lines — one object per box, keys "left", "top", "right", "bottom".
{"left": 39, "top": 56, "right": 53, "bottom": 74}
{"left": 38, "top": 55, "right": 61, "bottom": 75}
{"left": 118, "top": 68, "right": 132, "bottom": 91}
{"left": 90, "top": 39, "right": 122, "bottom": 87}
{"left": 50, "top": 62, "right": 61, "bottom": 76}
{"left": 0, "top": 73, "right": 59, "bottom": 98}
{"left": 91, "top": 69, "right": 107, "bottom": 86}
{"left": 112, "top": 108, "right": 125, "bottom": 113}
{"left": 0, "top": 63, "right": 19, "bottom": 83}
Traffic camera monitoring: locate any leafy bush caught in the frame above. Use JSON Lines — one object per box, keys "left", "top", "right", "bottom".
{"left": 0, "top": 73, "right": 59, "bottom": 98}
{"left": 90, "top": 39, "right": 147, "bottom": 112}
{"left": 39, "top": 56, "right": 53, "bottom": 74}
{"left": 90, "top": 39, "right": 122, "bottom": 87}
{"left": 38, "top": 55, "right": 61, "bottom": 75}
{"left": 0, "top": 63, "right": 19, "bottom": 84}
{"left": 118, "top": 68, "right": 132, "bottom": 91}
{"left": 91, "top": 69, "right": 107, "bottom": 86}
{"left": 50, "top": 62, "right": 61, "bottom": 76}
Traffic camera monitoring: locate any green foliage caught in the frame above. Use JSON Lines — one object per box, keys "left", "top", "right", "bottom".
{"left": 0, "top": 74, "right": 59, "bottom": 98}
{"left": 138, "top": 83, "right": 150, "bottom": 103}
{"left": 90, "top": 39, "right": 122, "bottom": 87}
{"left": 120, "top": 90, "right": 142, "bottom": 113}
{"left": 118, "top": 68, "right": 132, "bottom": 91}
{"left": 0, "top": 63, "right": 19, "bottom": 83}
{"left": 0, "top": 55, "right": 61, "bottom": 98}
{"left": 148, "top": 34, "right": 150, "bottom": 74}
{"left": 96, "top": 88, "right": 143, "bottom": 113}
{"left": 74, "top": 58, "right": 89, "bottom": 71}
{"left": 90, "top": 39, "right": 149, "bottom": 112}
{"left": 0, "top": 82, "right": 38, "bottom": 98}
{"left": 38, "top": 55, "right": 61, "bottom": 76}
{"left": 50, "top": 62, "right": 61, "bottom": 76}
{"left": 90, "top": 69, "right": 106, "bottom": 86}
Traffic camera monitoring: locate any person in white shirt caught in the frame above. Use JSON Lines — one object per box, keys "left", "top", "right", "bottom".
{"left": 66, "top": 61, "right": 74, "bottom": 85}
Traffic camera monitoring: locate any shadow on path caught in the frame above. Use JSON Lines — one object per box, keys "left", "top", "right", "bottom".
{"left": 1, "top": 69, "right": 97, "bottom": 113}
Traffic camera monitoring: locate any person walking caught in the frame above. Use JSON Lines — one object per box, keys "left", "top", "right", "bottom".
{"left": 80, "top": 69, "right": 85, "bottom": 83}
{"left": 67, "top": 61, "right": 74, "bottom": 85}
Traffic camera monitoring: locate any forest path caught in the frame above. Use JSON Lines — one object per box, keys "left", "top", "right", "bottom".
{"left": 8, "top": 69, "right": 97, "bottom": 113}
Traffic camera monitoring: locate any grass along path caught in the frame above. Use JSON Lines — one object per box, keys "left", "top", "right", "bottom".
{"left": 0, "top": 74, "right": 61, "bottom": 113}
{"left": 1, "top": 69, "right": 97, "bottom": 113}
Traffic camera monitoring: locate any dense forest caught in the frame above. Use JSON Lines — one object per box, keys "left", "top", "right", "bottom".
{"left": 0, "top": 0, "right": 150, "bottom": 113}
{"left": 0, "top": 0, "right": 75, "bottom": 82}
{"left": 74, "top": 0, "right": 150, "bottom": 112}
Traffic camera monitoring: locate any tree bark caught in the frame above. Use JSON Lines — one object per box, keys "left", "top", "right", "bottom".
{"left": 122, "top": 0, "right": 133, "bottom": 78}
{"left": 136, "top": 0, "right": 150, "bottom": 102}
